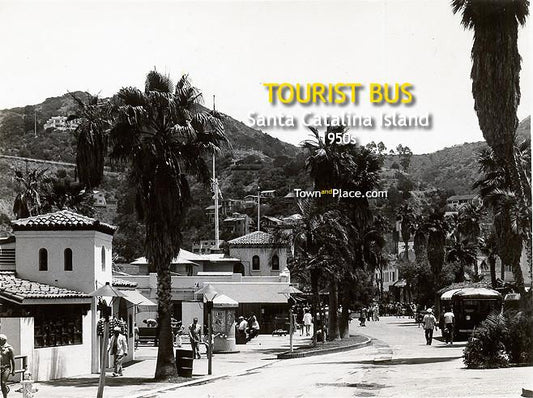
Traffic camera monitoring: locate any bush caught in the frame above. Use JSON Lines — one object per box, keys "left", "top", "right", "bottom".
{"left": 463, "top": 313, "right": 509, "bottom": 369}
{"left": 505, "top": 311, "right": 533, "bottom": 364}
{"left": 463, "top": 311, "right": 533, "bottom": 369}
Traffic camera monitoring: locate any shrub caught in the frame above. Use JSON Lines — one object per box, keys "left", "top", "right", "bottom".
{"left": 463, "top": 311, "right": 533, "bottom": 369}
{"left": 463, "top": 313, "right": 509, "bottom": 369}
{"left": 505, "top": 311, "right": 533, "bottom": 364}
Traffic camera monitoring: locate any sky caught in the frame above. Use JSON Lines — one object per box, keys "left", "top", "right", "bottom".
{"left": 0, "top": 0, "right": 531, "bottom": 154}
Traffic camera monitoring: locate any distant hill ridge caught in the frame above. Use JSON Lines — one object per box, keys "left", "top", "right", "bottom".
{"left": 0, "top": 92, "right": 530, "bottom": 196}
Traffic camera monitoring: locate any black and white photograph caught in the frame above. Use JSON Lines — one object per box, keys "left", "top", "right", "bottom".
{"left": 0, "top": 1, "right": 531, "bottom": 397}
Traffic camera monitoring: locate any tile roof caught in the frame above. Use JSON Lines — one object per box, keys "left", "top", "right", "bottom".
{"left": 11, "top": 210, "right": 116, "bottom": 235}
{"left": 228, "top": 231, "right": 278, "bottom": 246}
{"left": 0, "top": 271, "right": 90, "bottom": 303}
{"left": 112, "top": 278, "right": 138, "bottom": 288}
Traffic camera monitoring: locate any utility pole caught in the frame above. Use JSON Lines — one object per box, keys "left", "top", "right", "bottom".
{"left": 212, "top": 95, "right": 220, "bottom": 250}
{"left": 257, "top": 186, "right": 261, "bottom": 232}
{"left": 34, "top": 110, "right": 37, "bottom": 137}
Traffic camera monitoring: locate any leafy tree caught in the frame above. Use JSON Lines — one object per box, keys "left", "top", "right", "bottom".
{"left": 74, "top": 71, "right": 226, "bottom": 379}
{"left": 396, "top": 144, "right": 413, "bottom": 171}
{"left": 12, "top": 167, "right": 48, "bottom": 219}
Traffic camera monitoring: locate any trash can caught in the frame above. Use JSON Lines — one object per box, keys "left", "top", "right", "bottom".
{"left": 175, "top": 348, "right": 194, "bottom": 377}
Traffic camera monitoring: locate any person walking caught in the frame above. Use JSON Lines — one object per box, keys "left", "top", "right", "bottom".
{"left": 373, "top": 304, "right": 380, "bottom": 321}
{"left": 0, "top": 335, "right": 15, "bottom": 398}
{"left": 422, "top": 308, "right": 438, "bottom": 345}
{"left": 303, "top": 309, "right": 313, "bottom": 336}
{"left": 108, "top": 327, "right": 128, "bottom": 377}
{"left": 188, "top": 317, "right": 202, "bottom": 359}
{"left": 247, "top": 315, "right": 260, "bottom": 341}
{"left": 133, "top": 323, "right": 139, "bottom": 350}
{"left": 359, "top": 308, "right": 367, "bottom": 327}
{"left": 443, "top": 307, "right": 455, "bottom": 345}
{"left": 236, "top": 316, "right": 248, "bottom": 344}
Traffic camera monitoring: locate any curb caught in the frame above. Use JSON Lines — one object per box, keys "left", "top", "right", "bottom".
{"left": 133, "top": 361, "right": 280, "bottom": 398}
{"left": 276, "top": 336, "right": 372, "bottom": 359}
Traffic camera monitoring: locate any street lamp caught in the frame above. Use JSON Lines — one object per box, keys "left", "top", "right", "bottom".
{"left": 89, "top": 282, "right": 124, "bottom": 398}
{"left": 279, "top": 285, "right": 303, "bottom": 352}
{"left": 194, "top": 284, "right": 218, "bottom": 375}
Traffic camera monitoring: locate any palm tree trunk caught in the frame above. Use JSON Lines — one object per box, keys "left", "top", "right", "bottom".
{"left": 310, "top": 268, "right": 320, "bottom": 346}
{"left": 155, "top": 262, "right": 178, "bottom": 380}
{"left": 327, "top": 278, "right": 340, "bottom": 341}
{"left": 339, "top": 282, "right": 351, "bottom": 339}
{"left": 489, "top": 255, "right": 497, "bottom": 288}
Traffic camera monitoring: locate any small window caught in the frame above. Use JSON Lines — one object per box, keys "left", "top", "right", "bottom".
{"left": 64, "top": 248, "right": 73, "bottom": 271}
{"left": 39, "top": 248, "right": 48, "bottom": 271}
{"left": 252, "top": 255, "right": 260, "bottom": 271}
{"left": 101, "top": 246, "right": 106, "bottom": 271}
{"left": 271, "top": 255, "right": 280, "bottom": 271}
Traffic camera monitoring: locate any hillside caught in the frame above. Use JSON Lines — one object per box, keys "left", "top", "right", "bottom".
{"left": 0, "top": 92, "right": 299, "bottom": 163}
{"left": 398, "top": 116, "right": 531, "bottom": 194}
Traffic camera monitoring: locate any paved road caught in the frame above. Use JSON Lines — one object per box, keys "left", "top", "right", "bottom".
{"left": 156, "top": 316, "right": 532, "bottom": 398}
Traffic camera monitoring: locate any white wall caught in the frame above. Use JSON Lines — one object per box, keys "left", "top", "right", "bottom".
{"left": 14, "top": 230, "right": 113, "bottom": 293}
{"left": 182, "top": 301, "right": 204, "bottom": 331}
{"left": 32, "top": 311, "right": 92, "bottom": 381}
{"left": 229, "top": 246, "right": 287, "bottom": 276}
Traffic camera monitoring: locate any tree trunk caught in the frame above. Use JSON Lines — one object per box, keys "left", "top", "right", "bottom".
{"left": 489, "top": 255, "right": 497, "bottom": 288}
{"left": 310, "top": 269, "right": 320, "bottom": 346}
{"left": 339, "top": 282, "right": 351, "bottom": 339}
{"left": 327, "top": 278, "right": 340, "bottom": 341}
{"left": 154, "top": 262, "right": 178, "bottom": 380}
{"left": 501, "top": 260, "right": 505, "bottom": 281}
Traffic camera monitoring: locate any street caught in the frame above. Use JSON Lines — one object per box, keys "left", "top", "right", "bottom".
{"left": 156, "top": 316, "right": 532, "bottom": 398}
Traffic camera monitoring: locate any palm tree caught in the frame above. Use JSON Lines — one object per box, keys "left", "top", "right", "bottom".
{"left": 302, "top": 126, "right": 383, "bottom": 339}
{"left": 12, "top": 167, "right": 48, "bottom": 219}
{"left": 479, "top": 231, "right": 499, "bottom": 288}
{"left": 447, "top": 237, "right": 477, "bottom": 283}
{"left": 451, "top": 0, "right": 528, "bottom": 191}
{"left": 398, "top": 204, "right": 414, "bottom": 261}
{"left": 474, "top": 144, "right": 530, "bottom": 296}
{"left": 75, "top": 71, "right": 226, "bottom": 379}
{"left": 426, "top": 210, "right": 448, "bottom": 287}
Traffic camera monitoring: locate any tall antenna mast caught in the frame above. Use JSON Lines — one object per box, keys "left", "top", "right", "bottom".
{"left": 212, "top": 95, "right": 220, "bottom": 250}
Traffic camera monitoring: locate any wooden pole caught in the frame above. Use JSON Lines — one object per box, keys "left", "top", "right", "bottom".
{"left": 289, "top": 307, "right": 293, "bottom": 352}
{"left": 96, "top": 321, "right": 108, "bottom": 398}
{"left": 208, "top": 304, "right": 213, "bottom": 375}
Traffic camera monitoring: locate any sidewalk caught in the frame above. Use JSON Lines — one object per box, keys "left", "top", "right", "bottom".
{"left": 26, "top": 333, "right": 315, "bottom": 398}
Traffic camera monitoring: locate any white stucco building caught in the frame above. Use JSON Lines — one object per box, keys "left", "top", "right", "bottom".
{"left": 0, "top": 210, "right": 138, "bottom": 381}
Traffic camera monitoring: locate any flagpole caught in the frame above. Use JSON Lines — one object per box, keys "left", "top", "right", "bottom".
{"left": 212, "top": 95, "right": 220, "bottom": 250}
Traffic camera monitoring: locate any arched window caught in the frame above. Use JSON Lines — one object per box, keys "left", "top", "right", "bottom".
{"left": 101, "top": 246, "right": 106, "bottom": 271}
{"left": 271, "top": 255, "right": 280, "bottom": 271}
{"left": 64, "top": 248, "right": 73, "bottom": 271}
{"left": 39, "top": 248, "right": 48, "bottom": 271}
{"left": 252, "top": 255, "right": 260, "bottom": 271}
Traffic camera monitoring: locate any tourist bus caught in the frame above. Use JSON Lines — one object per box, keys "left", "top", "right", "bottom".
{"left": 439, "top": 287, "right": 502, "bottom": 340}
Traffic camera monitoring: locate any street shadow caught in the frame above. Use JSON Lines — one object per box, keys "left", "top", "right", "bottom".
{"left": 38, "top": 376, "right": 158, "bottom": 388}
{"left": 312, "top": 355, "right": 461, "bottom": 366}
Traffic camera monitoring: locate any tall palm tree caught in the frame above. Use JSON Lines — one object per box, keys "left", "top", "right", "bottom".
{"left": 302, "top": 126, "right": 382, "bottom": 340}
{"left": 451, "top": 0, "right": 528, "bottom": 188}
{"left": 75, "top": 71, "right": 226, "bottom": 379}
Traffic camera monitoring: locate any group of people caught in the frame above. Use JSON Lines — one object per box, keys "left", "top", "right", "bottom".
{"left": 421, "top": 307, "right": 455, "bottom": 345}
{"left": 236, "top": 314, "right": 260, "bottom": 343}
{"left": 358, "top": 303, "right": 380, "bottom": 326}
{"left": 295, "top": 307, "right": 313, "bottom": 336}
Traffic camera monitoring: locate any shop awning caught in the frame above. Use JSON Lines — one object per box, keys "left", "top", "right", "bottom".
{"left": 119, "top": 290, "right": 157, "bottom": 311}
